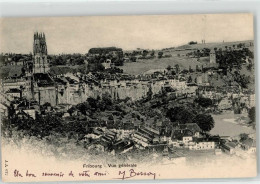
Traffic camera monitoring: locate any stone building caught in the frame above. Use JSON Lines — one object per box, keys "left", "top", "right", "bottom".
{"left": 32, "top": 73, "right": 57, "bottom": 106}
{"left": 209, "top": 49, "right": 216, "bottom": 64}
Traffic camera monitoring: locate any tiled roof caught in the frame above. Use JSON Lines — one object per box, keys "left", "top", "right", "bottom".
{"left": 225, "top": 141, "right": 237, "bottom": 148}
{"left": 174, "top": 123, "right": 201, "bottom": 133}
{"left": 33, "top": 73, "right": 55, "bottom": 87}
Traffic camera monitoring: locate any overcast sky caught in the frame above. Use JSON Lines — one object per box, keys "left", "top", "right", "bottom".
{"left": 0, "top": 14, "right": 254, "bottom": 54}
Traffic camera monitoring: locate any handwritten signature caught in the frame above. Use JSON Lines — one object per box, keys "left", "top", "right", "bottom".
{"left": 13, "top": 169, "right": 156, "bottom": 180}
{"left": 114, "top": 169, "right": 156, "bottom": 180}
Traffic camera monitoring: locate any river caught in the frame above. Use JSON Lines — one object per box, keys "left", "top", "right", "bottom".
{"left": 210, "top": 111, "right": 255, "bottom": 137}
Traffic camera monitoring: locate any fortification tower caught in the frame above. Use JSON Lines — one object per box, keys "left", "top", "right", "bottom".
{"left": 209, "top": 49, "right": 216, "bottom": 64}
{"left": 33, "top": 32, "right": 50, "bottom": 73}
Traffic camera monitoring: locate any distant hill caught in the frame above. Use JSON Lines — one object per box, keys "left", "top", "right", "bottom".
{"left": 175, "top": 40, "right": 254, "bottom": 51}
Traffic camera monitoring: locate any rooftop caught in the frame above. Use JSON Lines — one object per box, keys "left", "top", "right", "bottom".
{"left": 6, "top": 88, "right": 21, "bottom": 93}
{"left": 174, "top": 123, "right": 201, "bottom": 133}
{"left": 33, "top": 73, "right": 55, "bottom": 87}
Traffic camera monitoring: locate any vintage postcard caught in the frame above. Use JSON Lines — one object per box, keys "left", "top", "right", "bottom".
{"left": 0, "top": 14, "right": 257, "bottom": 182}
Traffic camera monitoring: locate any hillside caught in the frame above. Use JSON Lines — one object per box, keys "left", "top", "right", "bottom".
{"left": 118, "top": 56, "right": 203, "bottom": 75}
{"left": 119, "top": 40, "right": 254, "bottom": 75}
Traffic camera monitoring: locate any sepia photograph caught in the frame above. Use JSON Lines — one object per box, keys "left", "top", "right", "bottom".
{"left": 0, "top": 13, "right": 257, "bottom": 182}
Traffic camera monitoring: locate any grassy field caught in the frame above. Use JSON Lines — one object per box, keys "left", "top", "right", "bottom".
{"left": 118, "top": 56, "right": 203, "bottom": 75}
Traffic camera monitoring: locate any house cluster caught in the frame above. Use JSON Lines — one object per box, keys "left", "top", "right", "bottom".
{"left": 169, "top": 123, "right": 217, "bottom": 150}
{"left": 80, "top": 120, "right": 256, "bottom": 158}
{"left": 132, "top": 126, "right": 161, "bottom": 148}
{"left": 220, "top": 137, "right": 256, "bottom": 156}
{"left": 197, "top": 85, "right": 255, "bottom": 112}
{"left": 0, "top": 53, "right": 32, "bottom": 66}
{"left": 85, "top": 127, "right": 134, "bottom": 155}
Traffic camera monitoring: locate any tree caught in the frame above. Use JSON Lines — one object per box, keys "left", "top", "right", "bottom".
{"left": 166, "top": 65, "right": 172, "bottom": 71}
{"left": 68, "top": 106, "right": 76, "bottom": 116}
{"left": 52, "top": 56, "right": 66, "bottom": 65}
{"left": 147, "top": 86, "right": 153, "bottom": 100}
{"left": 142, "top": 50, "right": 148, "bottom": 57}
{"left": 74, "top": 57, "right": 85, "bottom": 65}
{"left": 189, "top": 65, "right": 194, "bottom": 73}
{"left": 174, "top": 64, "right": 180, "bottom": 74}
{"left": 247, "top": 63, "right": 253, "bottom": 71}
{"left": 130, "top": 56, "right": 137, "bottom": 62}
{"left": 248, "top": 107, "right": 255, "bottom": 122}
{"left": 194, "top": 97, "right": 213, "bottom": 108}
{"left": 87, "top": 97, "right": 98, "bottom": 109}
{"left": 237, "top": 43, "right": 243, "bottom": 48}
{"left": 193, "top": 114, "right": 215, "bottom": 132}
{"left": 248, "top": 50, "right": 254, "bottom": 59}
{"left": 187, "top": 76, "right": 192, "bottom": 83}
{"left": 100, "top": 93, "right": 113, "bottom": 110}
{"left": 21, "top": 67, "right": 26, "bottom": 76}
{"left": 75, "top": 103, "right": 88, "bottom": 115}
{"left": 158, "top": 51, "right": 163, "bottom": 58}
{"left": 78, "top": 64, "right": 89, "bottom": 74}
{"left": 196, "top": 65, "right": 202, "bottom": 72}
{"left": 239, "top": 133, "right": 249, "bottom": 142}
{"left": 166, "top": 106, "right": 196, "bottom": 124}
{"left": 150, "top": 50, "right": 155, "bottom": 56}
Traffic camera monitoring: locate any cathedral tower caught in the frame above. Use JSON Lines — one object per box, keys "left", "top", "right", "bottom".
{"left": 33, "top": 32, "right": 50, "bottom": 73}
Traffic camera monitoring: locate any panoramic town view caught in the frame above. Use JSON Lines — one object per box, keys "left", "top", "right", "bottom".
{"left": 0, "top": 15, "right": 256, "bottom": 180}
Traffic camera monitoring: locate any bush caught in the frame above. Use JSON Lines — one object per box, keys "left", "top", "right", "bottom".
{"left": 248, "top": 107, "right": 255, "bottom": 122}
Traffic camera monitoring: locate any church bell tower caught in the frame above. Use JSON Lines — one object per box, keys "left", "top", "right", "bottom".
{"left": 33, "top": 32, "right": 50, "bottom": 73}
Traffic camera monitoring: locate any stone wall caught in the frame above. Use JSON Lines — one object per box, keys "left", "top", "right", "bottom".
{"left": 34, "top": 86, "right": 57, "bottom": 106}
{"left": 54, "top": 79, "right": 188, "bottom": 105}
